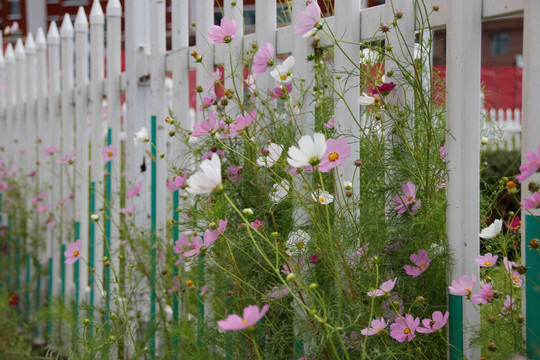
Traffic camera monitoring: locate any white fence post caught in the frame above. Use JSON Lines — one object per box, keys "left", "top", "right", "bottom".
{"left": 89, "top": 0, "right": 105, "bottom": 314}
{"left": 35, "top": 27, "right": 48, "bottom": 344}
{"left": 106, "top": 0, "right": 122, "bottom": 317}
{"left": 255, "top": 0, "right": 276, "bottom": 94}
{"left": 60, "top": 13, "right": 75, "bottom": 319}
{"left": 46, "top": 20, "right": 61, "bottom": 344}
{"left": 446, "top": 1, "right": 482, "bottom": 358}
{"left": 224, "top": 0, "right": 244, "bottom": 106}
{"left": 521, "top": 1, "right": 540, "bottom": 356}
{"left": 74, "top": 5, "right": 89, "bottom": 316}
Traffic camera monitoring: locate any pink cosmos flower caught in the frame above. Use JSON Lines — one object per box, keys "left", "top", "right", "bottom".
{"left": 503, "top": 257, "right": 517, "bottom": 272}
{"left": 192, "top": 112, "right": 220, "bottom": 137}
{"left": 217, "top": 304, "right": 269, "bottom": 331}
{"left": 229, "top": 110, "right": 256, "bottom": 134}
{"left": 474, "top": 253, "right": 498, "bottom": 267}
{"left": 323, "top": 118, "right": 335, "bottom": 129}
{"left": 522, "top": 192, "right": 540, "bottom": 209}
{"left": 367, "top": 278, "right": 397, "bottom": 297}
{"left": 0, "top": 181, "right": 8, "bottom": 193}
{"left": 120, "top": 204, "right": 136, "bottom": 214}
{"left": 218, "top": 218, "right": 228, "bottom": 233}
{"left": 511, "top": 271, "right": 523, "bottom": 287}
{"left": 183, "top": 228, "right": 221, "bottom": 258}
{"left": 270, "top": 83, "right": 292, "bottom": 98}
{"left": 393, "top": 182, "right": 421, "bottom": 215}
{"left": 102, "top": 145, "right": 118, "bottom": 163}
{"left": 505, "top": 216, "right": 521, "bottom": 236}
{"left": 251, "top": 220, "right": 263, "bottom": 230}
{"left": 203, "top": 68, "right": 223, "bottom": 91}
{"left": 56, "top": 194, "right": 73, "bottom": 209}
{"left": 28, "top": 170, "right": 38, "bottom": 178}
{"left": 207, "top": 17, "right": 238, "bottom": 44}
{"left": 416, "top": 311, "right": 449, "bottom": 333}
{"left": 168, "top": 276, "right": 181, "bottom": 293}
{"left": 227, "top": 166, "right": 243, "bottom": 183}
{"left": 200, "top": 91, "right": 217, "bottom": 111}
{"left": 361, "top": 317, "right": 388, "bottom": 336}
{"left": 173, "top": 236, "right": 190, "bottom": 265}
{"left": 516, "top": 144, "right": 540, "bottom": 183}
{"left": 309, "top": 253, "right": 322, "bottom": 264}
{"left": 318, "top": 138, "right": 352, "bottom": 173}
{"left": 58, "top": 148, "right": 76, "bottom": 164}
{"left": 403, "top": 249, "right": 430, "bottom": 277}
{"left": 449, "top": 274, "right": 476, "bottom": 298}
{"left": 500, "top": 295, "right": 516, "bottom": 316}
{"left": 390, "top": 314, "right": 420, "bottom": 342}
{"left": 46, "top": 214, "right": 56, "bottom": 230}
{"left": 36, "top": 204, "right": 51, "bottom": 213}
{"left": 440, "top": 144, "right": 447, "bottom": 162}
{"left": 167, "top": 173, "right": 188, "bottom": 192}
{"left": 64, "top": 239, "right": 82, "bottom": 264}
{"left": 267, "top": 286, "right": 290, "bottom": 299}
{"left": 470, "top": 282, "right": 493, "bottom": 305}
{"left": 371, "top": 82, "right": 396, "bottom": 96}
{"left": 202, "top": 149, "right": 225, "bottom": 160}
{"left": 43, "top": 145, "right": 59, "bottom": 156}
{"left": 293, "top": 1, "right": 322, "bottom": 37}
{"left": 253, "top": 43, "right": 275, "bottom": 74}
{"left": 126, "top": 181, "right": 142, "bottom": 198}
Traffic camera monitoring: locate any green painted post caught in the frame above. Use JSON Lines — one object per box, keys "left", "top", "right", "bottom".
{"left": 449, "top": 294, "right": 464, "bottom": 359}
{"left": 35, "top": 262, "right": 41, "bottom": 338}
{"left": 74, "top": 221, "right": 80, "bottom": 339}
{"left": 105, "top": 129, "right": 112, "bottom": 312}
{"left": 89, "top": 182, "right": 95, "bottom": 335}
{"left": 61, "top": 244, "right": 66, "bottom": 301}
{"left": 525, "top": 214, "right": 540, "bottom": 358}
{"left": 150, "top": 115, "right": 157, "bottom": 359}
{"left": 172, "top": 190, "right": 179, "bottom": 349}
{"left": 25, "top": 253, "right": 30, "bottom": 321}
{"left": 294, "top": 339, "right": 304, "bottom": 360}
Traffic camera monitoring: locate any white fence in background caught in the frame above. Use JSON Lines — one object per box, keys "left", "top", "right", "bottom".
{"left": 0, "top": 1, "right": 538, "bottom": 359}
{"left": 482, "top": 108, "right": 522, "bottom": 151}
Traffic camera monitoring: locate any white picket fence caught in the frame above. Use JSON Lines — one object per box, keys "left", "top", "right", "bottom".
{"left": 482, "top": 107, "right": 522, "bottom": 151}
{"left": 0, "top": 0, "right": 538, "bottom": 359}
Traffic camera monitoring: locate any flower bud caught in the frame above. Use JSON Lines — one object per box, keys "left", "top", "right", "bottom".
{"left": 354, "top": 159, "right": 362, "bottom": 167}
{"left": 529, "top": 181, "right": 539, "bottom": 193}
{"left": 344, "top": 181, "right": 353, "bottom": 190}
{"left": 309, "top": 283, "right": 318, "bottom": 290}
{"left": 487, "top": 342, "right": 497, "bottom": 352}
{"left": 487, "top": 316, "right": 495, "bottom": 324}
{"left": 529, "top": 238, "right": 540, "bottom": 250}
{"left": 380, "top": 24, "right": 390, "bottom": 32}
{"left": 432, "top": 5, "right": 439, "bottom": 11}
{"left": 395, "top": 11, "right": 403, "bottom": 19}
{"left": 261, "top": 147, "right": 270, "bottom": 156}
{"left": 186, "top": 280, "right": 194, "bottom": 287}
{"left": 286, "top": 273, "right": 295, "bottom": 282}
{"left": 506, "top": 181, "right": 518, "bottom": 194}
{"left": 416, "top": 296, "right": 425, "bottom": 304}
{"left": 242, "top": 208, "right": 254, "bottom": 217}
{"left": 515, "top": 315, "right": 524, "bottom": 324}
{"left": 91, "top": 214, "right": 100, "bottom": 222}
{"left": 110, "top": 312, "right": 117, "bottom": 320}
{"left": 83, "top": 318, "right": 90, "bottom": 325}
{"left": 481, "top": 137, "right": 489, "bottom": 145}
{"left": 270, "top": 232, "right": 279, "bottom": 238}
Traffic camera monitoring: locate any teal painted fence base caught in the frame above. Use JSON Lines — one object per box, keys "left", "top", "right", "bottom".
{"left": 449, "top": 294, "right": 463, "bottom": 360}
{"left": 525, "top": 214, "right": 540, "bottom": 358}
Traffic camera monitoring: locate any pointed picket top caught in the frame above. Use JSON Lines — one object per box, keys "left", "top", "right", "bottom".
{"left": 106, "top": 0, "right": 122, "bottom": 17}
{"left": 25, "top": 33, "right": 36, "bottom": 55}
{"left": 35, "top": 28, "right": 47, "bottom": 50}
{"left": 47, "top": 21, "right": 60, "bottom": 45}
{"left": 60, "top": 13, "right": 74, "bottom": 38}
{"left": 90, "top": 0, "right": 105, "bottom": 25}
{"left": 5, "top": 43, "right": 15, "bottom": 64}
{"left": 75, "top": 6, "right": 89, "bottom": 33}
{"left": 14, "top": 38, "right": 26, "bottom": 60}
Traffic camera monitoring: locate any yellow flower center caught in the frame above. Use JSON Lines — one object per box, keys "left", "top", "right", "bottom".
{"left": 404, "top": 328, "right": 410, "bottom": 334}
{"left": 485, "top": 261, "right": 491, "bottom": 266}
{"left": 419, "top": 264, "right": 426, "bottom": 270}
{"left": 298, "top": 242, "right": 305, "bottom": 248}
{"left": 513, "top": 276, "right": 519, "bottom": 282}
{"left": 242, "top": 319, "right": 247, "bottom": 324}
{"left": 466, "top": 288, "right": 471, "bottom": 296}
{"left": 280, "top": 74, "right": 288, "bottom": 81}
{"left": 73, "top": 250, "right": 79, "bottom": 257}
{"left": 319, "top": 197, "right": 325, "bottom": 203}
{"left": 407, "top": 196, "right": 413, "bottom": 201}
{"left": 328, "top": 152, "right": 339, "bottom": 162}
{"left": 107, "top": 151, "right": 113, "bottom": 157}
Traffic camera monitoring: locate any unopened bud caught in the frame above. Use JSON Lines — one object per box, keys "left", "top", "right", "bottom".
{"left": 529, "top": 182, "right": 539, "bottom": 193}
{"left": 487, "top": 342, "right": 497, "bottom": 352}
{"left": 242, "top": 208, "right": 254, "bottom": 217}
{"left": 395, "top": 11, "right": 403, "bottom": 19}
{"left": 481, "top": 137, "right": 489, "bottom": 145}
{"left": 529, "top": 238, "right": 540, "bottom": 249}
{"left": 286, "top": 273, "right": 295, "bottom": 282}
{"left": 487, "top": 316, "right": 495, "bottom": 324}
{"left": 91, "top": 214, "right": 100, "bottom": 222}
{"left": 416, "top": 296, "right": 425, "bottom": 304}
{"left": 261, "top": 147, "right": 270, "bottom": 156}
{"left": 380, "top": 24, "right": 390, "bottom": 32}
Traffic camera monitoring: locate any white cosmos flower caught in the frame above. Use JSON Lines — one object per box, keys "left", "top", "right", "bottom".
{"left": 357, "top": 92, "right": 375, "bottom": 106}
{"left": 257, "top": 143, "right": 283, "bottom": 167}
{"left": 134, "top": 127, "right": 149, "bottom": 145}
{"left": 286, "top": 229, "right": 310, "bottom": 256}
{"left": 270, "top": 56, "right": 295, "bottom": 83}
{"left": 186, "top": 153, "right": 223, "bottom": 195}
{"left": 312, "top": 190, "right": 334, "bottom": 205}
{"left": 269, "top": 180, "right": 289, "bottom": 203}
{"left": 360, "top": 48, "right": 377, "bottom": 65}
{"left": 287, "top": 132, "right": 327, "bottom": 168}
{"left": 479, "top": 219, "right": 502, "bottom": 239}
